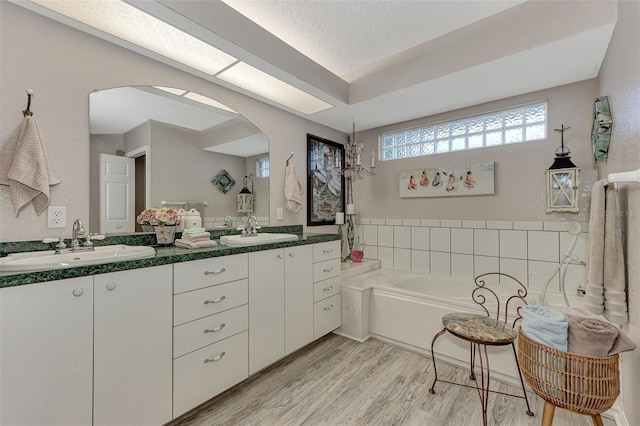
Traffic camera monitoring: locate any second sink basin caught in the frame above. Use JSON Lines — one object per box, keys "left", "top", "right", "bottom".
{"left": 220, "top": 233, "right": 298, "bottom": 247}
{"left": 0, "top": 245, "right": 156, "bottom": 274}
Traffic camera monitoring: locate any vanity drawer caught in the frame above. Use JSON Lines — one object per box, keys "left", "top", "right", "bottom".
{"left": 313, "top": 258, "right": 340, "bottom": 282}
{"left": 314, "top": 293, "right": 341, "bottom": 339}
{"left": 174, "top": 305, "right": 248, "bottom": 358}
{"left": 173, "top": 331, "right": 248, "bottom": 418}
{"left": 173, "top": 279, "right": 248, "bottom": 326}
{"left": 313, "top": 276, "right": 341, "bottom": 302}
{"left": 173, "top": 254, "right": 248, "bottom": 294}
{"left": 313, "top": 241, "right": 340, "bottom": 263}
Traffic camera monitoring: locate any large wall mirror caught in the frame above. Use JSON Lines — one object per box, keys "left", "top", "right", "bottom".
{"left": 89, "top": 86, "right": 269, "bottom": 234}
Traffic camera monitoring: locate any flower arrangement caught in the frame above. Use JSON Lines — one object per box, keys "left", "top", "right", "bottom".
{"left": 136, "top": 207, "right": 181, "bottom": 226}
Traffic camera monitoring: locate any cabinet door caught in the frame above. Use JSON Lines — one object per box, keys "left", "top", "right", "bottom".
{"left": 94, "top": 265, "right": 173, "bottom": 426}
{"left": 284, "top": 245, "right": 313, "bottom": 354}
{"left": 248, "top": 249, "right": 285, "bottom": 374}
{"left": 0, "top": 277, "right": 93, "bottom": 426}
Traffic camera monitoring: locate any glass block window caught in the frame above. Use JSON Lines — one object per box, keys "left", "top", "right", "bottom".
{"left": 255, "top": 157, "right": 270, "bottom": 178}
{"left": 379, "top": 102, "right": 547, "bottom": 161}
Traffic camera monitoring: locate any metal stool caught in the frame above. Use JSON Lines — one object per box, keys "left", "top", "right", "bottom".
{"left": 429, "top": 272, "right": 534, "bottom": 426}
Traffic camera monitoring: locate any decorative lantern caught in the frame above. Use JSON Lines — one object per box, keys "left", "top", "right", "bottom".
{"left": 237, "top": 175, "right": 254, "bottom": 213}
{"left": 545, "top": 124, "right": 580, "bottom": 213}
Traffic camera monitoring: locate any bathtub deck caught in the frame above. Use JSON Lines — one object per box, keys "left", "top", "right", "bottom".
{"left": 171, "top": 334, "right": 614, "bottom": 426}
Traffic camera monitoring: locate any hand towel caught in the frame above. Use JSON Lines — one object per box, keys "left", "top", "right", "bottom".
{"left": 182, "top": 231, "right": 211, "bottom": 240}
{"left": 284, "top": 165, "right": 304, "bottom": 213}
{"left": 568, "top": 316, "right": 636, "bottom": 356}
{"left": 602, "top": 187, "right": 628, "bottom": 325}
{"left": 585, "top": 180, "right": 606, "bottom": 315}
{"left": 0, "top": 116, "right": 62, "bottom": 216}
{"left": 175, "top": 238, "right": 217, "bottom": 249}
{"left": 521, "top": 305, "right": 569, "bottom": 351}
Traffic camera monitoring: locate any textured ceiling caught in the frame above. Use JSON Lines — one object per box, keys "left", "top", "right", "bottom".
{"left": 221, "top": 0, "right": 526, "bottom": 81}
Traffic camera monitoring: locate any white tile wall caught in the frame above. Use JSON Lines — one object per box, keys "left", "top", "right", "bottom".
{"left": 394, "top": 248, "right": 411, "bottom": 271}
{"left": 393, "top": 226, "right": 411, "bottom": 249}
{"left": 528, "top": 231, "right": 560, "bottom": 262}
{"left": 430, "top": 228, "right": 451, "bottom": 252}
{"left": 355, "top": 218, "right": 587, "bottom": 292}
{"left": 411, "top": 250, "right": 430, "bottom": 273}
{"left": 474, "top": 229, "right": 499, "bottom": 257}
{"left": 500, "top": 230, "right": 528, "bottom": 259}
{"left": 411, "top": 227, "right": 430, "bottom": 250}
{"left": 451, "top": 228, "right": 473, "bottom": 254}
{"left": 378, "top": 226, "right": 394, "bottom": 247}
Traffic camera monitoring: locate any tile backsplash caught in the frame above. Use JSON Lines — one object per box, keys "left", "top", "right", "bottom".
{"left": 354, "top": 218, "right": 588, "bottom": 296}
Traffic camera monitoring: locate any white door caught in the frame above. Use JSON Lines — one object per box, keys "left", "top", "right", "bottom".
{"left": 99, "top": 153, "right": 135, "bottom": 234}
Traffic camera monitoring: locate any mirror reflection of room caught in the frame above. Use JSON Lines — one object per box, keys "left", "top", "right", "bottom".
{"left": 88, "top": 86, "right": 269, "bottom": 234}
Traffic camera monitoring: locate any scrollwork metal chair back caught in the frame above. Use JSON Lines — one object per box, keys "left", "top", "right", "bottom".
{"left": 472, "top": 272, "right": 528, "bottom": 330}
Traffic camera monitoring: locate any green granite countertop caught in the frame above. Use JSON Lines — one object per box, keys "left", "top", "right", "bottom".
{"left": 0, "top": 232, "right": 340, "bottom": 288}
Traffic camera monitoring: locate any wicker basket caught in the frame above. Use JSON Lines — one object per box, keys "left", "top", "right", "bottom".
{"left": 517, "top": 328, "right": 620, "bottom": 416}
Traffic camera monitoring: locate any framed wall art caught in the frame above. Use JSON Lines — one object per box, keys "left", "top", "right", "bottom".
{"left": 307, "top": 134, "right": 345, "bottom": 226}
{"left": 399, "top": 162, "right": 495, "bottom": 198}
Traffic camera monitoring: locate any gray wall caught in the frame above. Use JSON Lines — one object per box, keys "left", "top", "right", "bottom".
{"left": 0, "top": 2, "right": 344, "bottom": 242}
{"left": 597, "top": 0, "right": 640, "bottom": 423}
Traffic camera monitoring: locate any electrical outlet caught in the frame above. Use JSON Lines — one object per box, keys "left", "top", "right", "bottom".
{"left": 47, "top": 206, "right": 66, "bottom": 228}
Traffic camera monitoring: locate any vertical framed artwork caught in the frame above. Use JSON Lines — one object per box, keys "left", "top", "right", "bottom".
{"left": 307, "top": 134, "right": 345, "bottom": 226}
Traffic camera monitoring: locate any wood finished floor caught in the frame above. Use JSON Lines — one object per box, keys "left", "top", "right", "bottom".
{"left": 172, "top": 334, "right": 615, "bottom": 426}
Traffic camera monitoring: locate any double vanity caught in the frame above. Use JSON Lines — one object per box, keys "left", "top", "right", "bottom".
{"left": 0, "top": 228, "right": 341, "bottom": 425}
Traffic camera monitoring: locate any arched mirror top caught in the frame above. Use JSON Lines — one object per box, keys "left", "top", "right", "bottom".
{"left": 89, "top": 86, "right": 270, "bottom": 235}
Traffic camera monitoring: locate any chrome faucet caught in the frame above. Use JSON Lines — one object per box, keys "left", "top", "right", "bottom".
{"left": 236, "top": 216, "right": 261, "bottom": 237}
{"left": 71, "top": 219, "right": 85, "bottom": 248}
{"left": 222, "top": 216, "right": 233, "bottom": 228}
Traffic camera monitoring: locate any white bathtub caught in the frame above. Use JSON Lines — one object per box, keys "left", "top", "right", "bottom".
{"left": 340, "top": 268, "right": 540, "bottom": 385}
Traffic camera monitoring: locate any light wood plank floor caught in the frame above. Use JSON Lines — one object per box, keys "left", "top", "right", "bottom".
{"left": 172, "top": 334, "right": 615, "bottom": 426}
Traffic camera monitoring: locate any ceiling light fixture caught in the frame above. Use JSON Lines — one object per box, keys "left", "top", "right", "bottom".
{"left": 217, "top": 62, "right": 333, "bottom": 115}
{"left": 183, "top": 92, "right": 237, "bottom": 114}
{"left": 31, "top": 0, "right": 238, "bottom": 75}
{"left": 153, "top": 86, "right": 187, "bottom": 96}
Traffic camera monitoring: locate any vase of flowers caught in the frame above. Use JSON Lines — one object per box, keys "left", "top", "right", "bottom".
{"left": 137, "top": 207, "right": 181, "bottom": 245}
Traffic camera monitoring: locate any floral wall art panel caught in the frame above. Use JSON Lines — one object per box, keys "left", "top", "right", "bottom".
{"left": 399, "top": 162, "right": 495, "bottom": 198}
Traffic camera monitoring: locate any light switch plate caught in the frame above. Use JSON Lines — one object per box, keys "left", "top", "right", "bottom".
{"left": 277, "top": 208, "right": 284, "bottom": 221}
{"left": 47, "top": 206, "right": 66, "bottom": 228}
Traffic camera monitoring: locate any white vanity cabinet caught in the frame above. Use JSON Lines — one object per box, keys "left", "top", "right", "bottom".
{"left": 0, "top": 277, "right": 94, "bottom": 426}
{"left": 248, "top": 248, "right": 286, "bottom": 374}
{"left": 313, "top": 241, "right": 342, "bottom": 338}
{"left": 284, "top": 245, "right": 314, "bottom": 354}
{"left": 172, "top": 254, "right": 249, "bottom": 418}
{"left": 93, "top": 265, "right": 173, "bottom": 426}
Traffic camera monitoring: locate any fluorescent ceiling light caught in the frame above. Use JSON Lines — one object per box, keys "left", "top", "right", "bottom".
{"left": 217, "top": 62, "right": 333, "bottom": 115}
{"left": 153, "top": 86, "right": 188, "bottom": 96}
{"left": 183, "top": 92, "right": 237, "bottom": 114}
{"left": 32, "top": 0, "right": 237, "bottom": 75}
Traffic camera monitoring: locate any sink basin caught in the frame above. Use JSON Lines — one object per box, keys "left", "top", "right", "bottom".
{"left": 0, "top": 245, "right": 156, "bottom": 274}
{"left": 219, "top": 233, "right": 298, "bottom": 247}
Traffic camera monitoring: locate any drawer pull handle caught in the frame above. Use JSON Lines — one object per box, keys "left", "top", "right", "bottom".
{"left": 204, "top": 352, "right": 226, "bottom": 363}
{"left": 277, "top": 254, "right": 283, "bottom": 259}
{"left": 323, "top": 249, "right": 333, "bottom": 253}
{"left": 106, "top": 282, "right": 116, "bottom": 291}
{"left": 323, "top": 285, "right": 334, "bottom": 292}
{"left": 323, "top": 304, "right": 334, "bottom": 311}
{"left": 204, "top": 323, "right": 226, "bottom": 333}
{"left": 204, "top": 268, "right": 226, "bottom": 276}
{"left": 289, "top": 252, "right": 294, "bottom": 258}
{"left": 323, "top": 267, "right": 333, "bottom": 272}
{"left": 72, "top": 288, "right": 84, "bottom": 297}
{"left": 204, "top": 296, "right": 226, "bottom": 305}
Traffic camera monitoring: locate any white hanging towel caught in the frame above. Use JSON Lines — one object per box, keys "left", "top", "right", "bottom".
{"left": 0, "top": 116, "right": 61, "bottom": 216}
{"left": 284, "top": 165, "right": 304, "bottom": 213}
{"left": 585, "top": 179, "right": 629, "bottom": 325}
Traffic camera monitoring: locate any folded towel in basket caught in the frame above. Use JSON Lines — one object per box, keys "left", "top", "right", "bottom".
{"left": 568, "top": 316, "right": 636, "bottom": 356}
{"left": 521, "top": 305, "right": 568, "bottom": 351}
